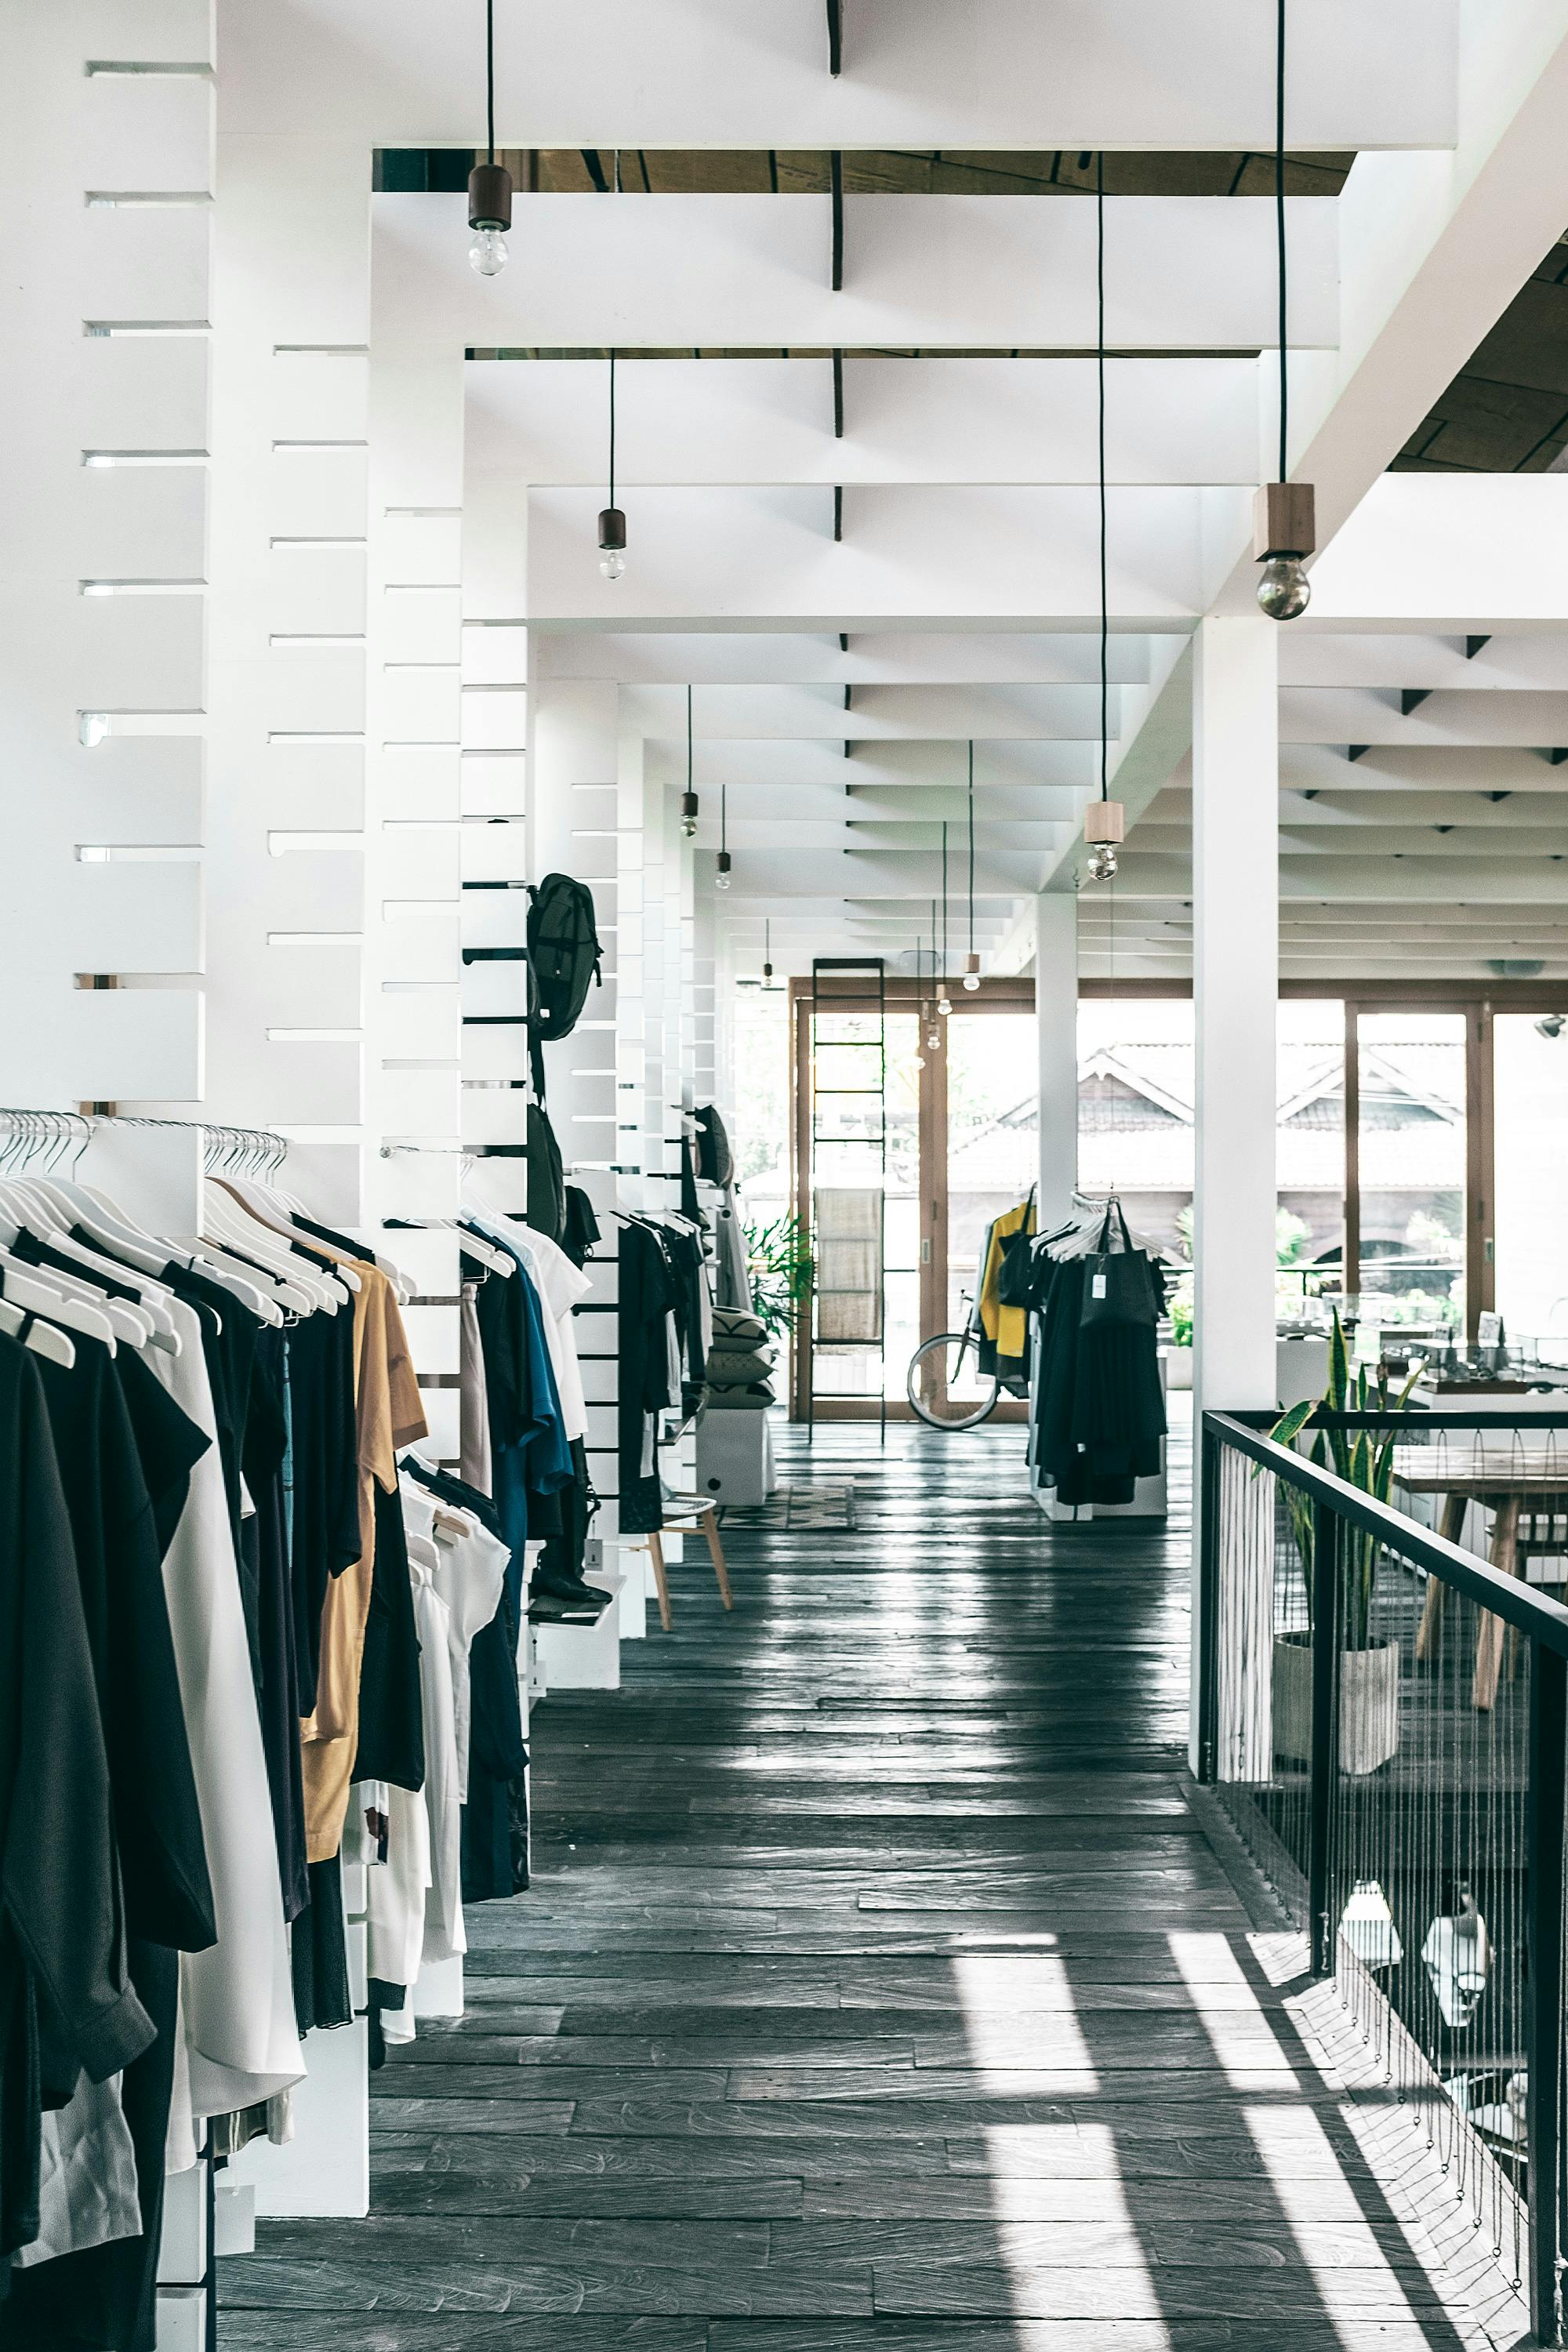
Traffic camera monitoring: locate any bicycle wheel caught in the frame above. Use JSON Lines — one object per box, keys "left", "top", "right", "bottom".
{"left": 906, "top": 1332, "right": 1000, "bottom": 1429}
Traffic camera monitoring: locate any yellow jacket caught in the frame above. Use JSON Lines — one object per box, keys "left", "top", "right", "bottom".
{"left": 978, "top": 1196, "right": 1036, "bottom": 1359}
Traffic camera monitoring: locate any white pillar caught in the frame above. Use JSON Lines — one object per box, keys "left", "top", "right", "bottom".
{"left": 1034, "top": 893, "right": 1079, "bottom": 1226}
{"left": 1191, "top": 614, "right": 1279, "bottom": 1772}
{"left": 1192, "top": 615, "right": 1279, "bottom": 1415}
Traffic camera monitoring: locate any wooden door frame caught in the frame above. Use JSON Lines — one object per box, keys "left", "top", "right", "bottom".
{"left": 789, "top": 976, "right": 1033, "bottom": 1421}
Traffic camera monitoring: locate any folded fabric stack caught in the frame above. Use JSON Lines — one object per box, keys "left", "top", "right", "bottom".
{"left": 703, "top": 1307, "right": 779, "bottom": 1410}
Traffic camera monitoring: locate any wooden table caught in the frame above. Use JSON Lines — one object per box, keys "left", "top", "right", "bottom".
{"left": 1393, "top": 1446, "right": 1568, "bottom": 1709}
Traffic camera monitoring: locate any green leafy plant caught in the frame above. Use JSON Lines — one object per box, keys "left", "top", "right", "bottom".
{"left": 1265, "top": 1311, "right": 1421, "bottom": 1646}
{"left": 745, "top": 1212, "right": 813, "bottom": 1341}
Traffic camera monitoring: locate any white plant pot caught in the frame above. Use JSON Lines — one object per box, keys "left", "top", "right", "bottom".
{"left": 1272, "top": 1630, "right": 1400, "bottom": 1777}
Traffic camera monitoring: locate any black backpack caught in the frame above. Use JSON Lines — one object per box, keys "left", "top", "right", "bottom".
{"left": 525, "top": 1102, "right": 567, "bottom": 1246}
{"left": 692, "top": 1103, "right": 734, "bottom": 1189}
{"left": 528, "top": 874, "right": 601, "bottom": 1042}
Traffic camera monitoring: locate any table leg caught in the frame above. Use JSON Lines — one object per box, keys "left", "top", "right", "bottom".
{"left": 1472, "top": 1496, "right": 1522, "bottom": 1711}
{"left": 1416, "top": 1494, "right": 1466, "bottom": 1663}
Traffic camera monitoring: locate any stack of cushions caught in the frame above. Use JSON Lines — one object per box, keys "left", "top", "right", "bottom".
{"left": 704, "top": 1307, "right": 778, "bottom": 1410}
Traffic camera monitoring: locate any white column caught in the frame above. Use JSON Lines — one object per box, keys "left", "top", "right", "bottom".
{"left": 1192, "top": 615, "right": 1279, "bottom": 1414}
{"left": 1034, "top": 893, "right": 1079, "bottom": 1227}
{"left": 1191, "top": 613, "right": 1279, "bottom": 1771}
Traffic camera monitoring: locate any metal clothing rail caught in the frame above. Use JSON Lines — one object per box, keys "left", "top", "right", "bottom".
{"left": 0, "top": 1108, "right": 289, "bottom": 1178}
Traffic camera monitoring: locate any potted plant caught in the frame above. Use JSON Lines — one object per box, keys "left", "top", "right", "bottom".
{"left": 1268, "top": 1314, "right": 1419, "bottom": 1776}
{"left": 743, "top": 1211, "right": 812, "bottom": 1343}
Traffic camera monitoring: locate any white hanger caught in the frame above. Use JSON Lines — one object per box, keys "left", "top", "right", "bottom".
{"left": 0, "top": 1258, "right": 116, "bottom": 1354}
{"left": 0, "top": 1296, "right": 75, "bottom": 1370}
{"left": 190, "top": 1234, "right": 310, "bottom": 1321}
{"left": 0, "top": 1182, "right": 175, "bottom": 1348}
{"left": 205, "top": 1186, "right": 347, "bottom": 1311}
{"left": 0, "top": 1212, "right": 151, "bottom": 1350}
{"left": 212, "top": 1178, "right": 360, "bottom": 1296}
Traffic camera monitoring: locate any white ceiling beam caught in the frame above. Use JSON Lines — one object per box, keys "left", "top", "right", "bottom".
{"left": 525, "top": 486, "right": 1224, "bottom": 627}
{"left": 532, "top": 630, "right": 1152, "bottom": 686}
{"left": 383, "top": 192, "right": 1339, "bottom": 352}
{"left": 624, "top": 680, "right": 1130, "bottom": 740}
{"left": 718, "top": 847, "right": 1051, "bottom": 895}
{"left": 1105, "top": 851, "right": 1568, "bottom": 902}
{"left": 647, "top": 738, "right": 1103, "bottom": 788}
{"left": 1277, "top": 742, "right": 1568, "bottom": 793}
{"left": 229, "top": 0, "right": 1454, "bottom": 150}
{"left": 1279, "top": 632, "right": 1568, "bottom": 691}
{"left": 466, "top": 358, "right": 1263, "bottom": 488}
{"left": 1280, "top": 684, "right": 1568, "bottom": 746}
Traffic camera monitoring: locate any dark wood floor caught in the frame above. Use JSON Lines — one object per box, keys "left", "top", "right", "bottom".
{"left": 220, "top": 1416, "right": 1489, "bottom": 2351}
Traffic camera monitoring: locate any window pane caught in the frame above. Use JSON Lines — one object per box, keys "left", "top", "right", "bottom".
{"left": 1494, "top": 1013, "right": 1568, "bottom": 1352}
{"left": 1356, "top": 1012, "right": 1465, "bottom": 1333}
{"left": 1278, "top": 1000, "right": 1345, "bottom": 1317}
{"left": 1076, "top": 996, "right": 1193, "bottom": 1255}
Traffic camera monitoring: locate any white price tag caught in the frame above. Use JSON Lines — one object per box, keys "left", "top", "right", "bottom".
{"left": 1091, "top": 1272, "right": 1107, "bottom": 1299}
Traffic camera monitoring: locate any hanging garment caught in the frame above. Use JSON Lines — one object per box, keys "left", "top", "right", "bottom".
{"left": 147, "top": 1295, "right": 303, "bottom": 2144}
{"left": 617, "top": 1220, "right": 680, "bottom": 1537}
{"left": 459, "top": 1278, "right": 492, "bottom": 1495}
{"left": 712, "top": 1185, "right": 751, "bottom": 1314}
{"left": 1029, "top": 1222, "right": 1167, "bottom": 1509}
{"left": 978, "top": 1196, "right": 1036, "bottom": 1371}
{"left": 509, "top": 1226, "right": 591, "bottom": 1445}
{"left": 813, "top": 1188, "right": 883, "bottom": 1343}
{"left": 350, "top": 1479, "right": 425, "bottom": 1796}
{"left": 400, "top": 1459, "right": 529, "bottom": 1907}
{"left": 561, "top": 1185, "right": 601, "bottom": 1272}
{"left": 299, "top": 1264, "right": 427, "bottom": 1867}
{"left": 0, "top": 1335, "right": 155, "bottom": 2259}
{"left": 11, "top": 2074, "right": 140, "bottom": 2271}
{"left": 240, "top": 1323, "right": 308, "bottom": 1927}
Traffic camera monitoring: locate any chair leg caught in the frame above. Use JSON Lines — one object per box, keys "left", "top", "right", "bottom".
{"left": 1472, "top": 1496, "right": 1520, "bottom": 1711}
{"left": 647, "top": 1532, "right": 673, "bottom": 1633}
{"left": 1417, "top": 1494, "right": 1465, "bottom": 1663}
{"left": 702, "top": 1511, "right": 734, "bottom": 1611}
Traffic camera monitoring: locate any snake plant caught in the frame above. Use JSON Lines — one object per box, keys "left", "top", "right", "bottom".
{"left": 1266, "top": 1312, "right": 1421, "bottom": 1647}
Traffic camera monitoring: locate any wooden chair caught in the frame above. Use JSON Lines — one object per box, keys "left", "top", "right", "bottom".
{"left": 632, "top": 1494, "right": 734, "bottom": 1632}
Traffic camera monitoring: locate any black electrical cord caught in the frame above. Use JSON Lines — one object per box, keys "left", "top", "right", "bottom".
{"left": 940, "top": 822, "right": 949, "bottom": 982}
{"left": 687, "top": 683, "right": 694, "bottom": 793}
{"left": 1276, "top": 0, "right": 1288, "bottom": 482}
{"left": 485, "top": 0, "right": 495, "bottom": 164}
{"left": 720, "top": 783, "right": 727, "bottom": 857}
{"left": 608, "top": 350, "right": 616, "bottom": 510}
{"left": 967, "top": 739, "right": 975, "bottom": 956}
{"left": 1097, "top": 150, "right": 1108, "bottom": 803}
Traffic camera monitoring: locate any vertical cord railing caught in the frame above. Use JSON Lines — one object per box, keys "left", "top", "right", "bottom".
{"left": 1526, "top": 1642, "right": 1567, "bottom": 2343}
{"left": 1308, "top": 1496, "right": 1338, "bottom": 1979}
{"left": 1199, "top": 1409, "right": 1568, "bottom": 2347}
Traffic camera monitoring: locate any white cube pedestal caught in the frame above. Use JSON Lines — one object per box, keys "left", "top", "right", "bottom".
{"left": 535, "top": 1568, "right": 626, "bottom": 1689}
{"left": 695, "top": 1410, "right": 775, "bottom": 1506}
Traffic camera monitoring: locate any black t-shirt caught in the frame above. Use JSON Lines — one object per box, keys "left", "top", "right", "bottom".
{"left": 31, "top": 1338, "right": 215, "bottom": 1955}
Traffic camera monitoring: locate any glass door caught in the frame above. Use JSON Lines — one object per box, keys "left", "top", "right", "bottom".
{"left": 1493, "top": 1013, "right": 1568, "bottom": 1356}
{"left": 932, "top": 998, "right": 1038, "bottom": 1419}
{"left": 1353, "top": 1011, "right": 1466, "bottom": 1338}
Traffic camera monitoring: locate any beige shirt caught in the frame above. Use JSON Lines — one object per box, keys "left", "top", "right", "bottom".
{"left": 300, "top": 1264, "right": 427, "bottom": 1862}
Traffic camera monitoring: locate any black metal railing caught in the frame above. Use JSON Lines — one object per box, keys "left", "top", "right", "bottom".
{"left": 1198, "top": 1406, "right": 1568, "bottom": 2347}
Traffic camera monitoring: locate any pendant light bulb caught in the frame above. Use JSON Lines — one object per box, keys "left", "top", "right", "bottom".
{"left": 468, "top": 1, "right": 510, "bottom": 275}
{"left": 962, "top": 949, "right": 981, "bottom": 991}
{"left": 715, "top": 849, "right": 731, "bottom": 891}
{"left": 1087, "top": 841, "right": 1119, "bottom": 883}
{"left": 468, "top": 224, "right": 509, "bottom": 276}
{"left": 680, "top": 793, "right": 699, "bottom": 840}
{"left": 927, "top": 1029, "right": 941, "bottom": 1054}
{"left": 1257, "top": 552, "right": 1311, "bottom": 621}
{"left": 937, "top": 993, "right": 952, "bottom": 1018}
{"left": 598, "top": 506, "right": 627, "bottom": 581}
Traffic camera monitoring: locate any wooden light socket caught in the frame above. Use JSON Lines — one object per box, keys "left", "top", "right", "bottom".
{"left": 1254, "top": 481, "right": 1316, "bottom": 560}
{"left": 1083, "top": 800, "right": 1125, "bottom": 846}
